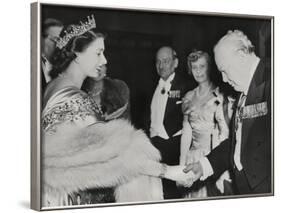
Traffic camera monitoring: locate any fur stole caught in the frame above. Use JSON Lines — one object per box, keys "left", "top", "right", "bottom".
{"left": 42, "top": 119, "right": 163, "bottom": 205}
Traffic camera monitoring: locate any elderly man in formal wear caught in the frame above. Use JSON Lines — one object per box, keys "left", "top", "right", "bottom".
{"left": 150, "top": 46, "right": 196, "bottom": 199}
{"left": 183, "top": 30, "right": 272, "bottom": 195}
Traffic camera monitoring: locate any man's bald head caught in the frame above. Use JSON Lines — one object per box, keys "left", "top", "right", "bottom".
{"left": 155, "top": 46, "right": 178, "bottom": 81}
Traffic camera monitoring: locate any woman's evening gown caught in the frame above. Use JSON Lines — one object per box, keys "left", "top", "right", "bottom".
{"left": 182, "top": 87, "right": 232, "bottom": 198}
{"left": 41, "top": 86, "right": 163, "bottom": 207}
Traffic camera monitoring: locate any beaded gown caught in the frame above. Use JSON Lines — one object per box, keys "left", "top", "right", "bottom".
{"left": 41, "top": 86, "right": 163, "bottom": 207}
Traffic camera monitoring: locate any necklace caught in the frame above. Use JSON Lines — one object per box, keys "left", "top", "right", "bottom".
{"left": 89, "top": 84, "right": 103, "bottom": 96}
{"left": 88, "top": 96, "right": 104, "bottom": 117}
{"left": 89, "top": 90, "right": 102, "bottom": 97}
{"left": 88, "top": 80, "right": 104, "bottom": 96}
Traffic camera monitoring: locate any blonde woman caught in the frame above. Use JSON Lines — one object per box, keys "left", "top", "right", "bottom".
{"left": 179, "top": 50, "right": 233, "bottom": 198}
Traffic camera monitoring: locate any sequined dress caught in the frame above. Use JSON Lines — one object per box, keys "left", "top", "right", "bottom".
{"left": 41, "top": 86, "right": 163, "bottom": 208}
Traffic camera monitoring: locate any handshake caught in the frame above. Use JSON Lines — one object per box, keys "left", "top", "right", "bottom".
{"left": 164, "top": 162, "right": 203, "bottom": 188}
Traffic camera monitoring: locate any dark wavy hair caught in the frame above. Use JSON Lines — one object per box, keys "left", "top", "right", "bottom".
{"left": 49, "top": 26, "right": 105, "bottom": 79}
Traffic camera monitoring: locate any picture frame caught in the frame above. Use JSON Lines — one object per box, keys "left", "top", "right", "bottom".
{"left": 31, "top": 1, "right": 274, "bottom": 211}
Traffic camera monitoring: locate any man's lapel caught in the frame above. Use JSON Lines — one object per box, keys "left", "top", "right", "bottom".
{"left": 245, "top": 60, "right": 266, "bottom": 106}
{"left": 241, "top": 60, "right": 266, "bottom": 154}
{"left": 41, "top": 57, "right": 47, "bottom": 92}
{"left": 164, "top": 73, "right": 179, "bottom": 115}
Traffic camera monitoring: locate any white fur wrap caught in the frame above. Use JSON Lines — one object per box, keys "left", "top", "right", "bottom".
{"left": 42, "top": 119, "right": 163, "bottom": 206}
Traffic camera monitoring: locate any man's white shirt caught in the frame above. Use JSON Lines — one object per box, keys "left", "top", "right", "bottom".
{"left": 150, "top": 73, "right": 175, "bottom": 139}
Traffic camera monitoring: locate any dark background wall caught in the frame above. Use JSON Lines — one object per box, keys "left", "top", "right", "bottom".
{"left": 41, "top": 4, "right": 271, "bottom": 129}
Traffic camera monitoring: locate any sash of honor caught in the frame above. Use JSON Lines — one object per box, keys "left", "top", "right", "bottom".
{"left": 240, "top": 101, "right": 268, "bottom": 120}
{"left": 168, "top": 90, "right": 181, "bottom": 98}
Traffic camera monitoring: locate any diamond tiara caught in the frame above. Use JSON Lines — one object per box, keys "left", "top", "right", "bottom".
{"left": 56, "top": 15, "right": 96, "bottom": 49}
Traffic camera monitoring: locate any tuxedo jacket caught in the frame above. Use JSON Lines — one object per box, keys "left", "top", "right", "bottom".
{"left": 150, "top": 72, "right": 196, "bottom": 138}
{"left": 207, "top": 59, "right": 272, "bottom": 194}
{"left": 41, "top": 57, "right": 48, "bottom": 93}
{"left": 42, "top": 69, "right": 47, "bottom": 92}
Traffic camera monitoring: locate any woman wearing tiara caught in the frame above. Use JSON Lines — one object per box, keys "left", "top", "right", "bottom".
{"left": 42, "top": 15, "right": 190, "bottom": 207}
{"left": 178, "top": 50, "right": 234, "bottom": 198}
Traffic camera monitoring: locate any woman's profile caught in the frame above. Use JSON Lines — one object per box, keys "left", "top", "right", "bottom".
{"left": 42, "top": 15, "right": 190, "bottom": 207}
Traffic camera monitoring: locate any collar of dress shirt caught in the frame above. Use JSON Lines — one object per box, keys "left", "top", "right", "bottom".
{"left": 159, "top": 72, "right": 175, "bottom": 87}
{"left": 244, "top": 57, "right": 260, "bottom": 95}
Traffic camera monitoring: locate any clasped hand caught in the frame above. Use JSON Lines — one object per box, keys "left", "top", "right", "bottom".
{"left": 165, "top": 165, "right": 195, "bottom": 187}
{"left": 171, "top": 162, "right": 203, "bottom": 188}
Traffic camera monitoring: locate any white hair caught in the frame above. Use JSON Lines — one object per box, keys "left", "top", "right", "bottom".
{"left": 214, "top": 30, "right": 255, "bottom": 54}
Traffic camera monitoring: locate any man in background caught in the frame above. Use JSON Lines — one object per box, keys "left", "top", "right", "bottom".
{"left": 150, "top": 46, "right": 196, "bottom": 199}
{"left": 41, "top": 18, "right": 63, "bottom": 91}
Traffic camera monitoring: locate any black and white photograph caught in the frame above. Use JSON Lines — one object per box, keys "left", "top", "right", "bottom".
{"left": 31, "top": 1, "right": 273, "bottom": 211}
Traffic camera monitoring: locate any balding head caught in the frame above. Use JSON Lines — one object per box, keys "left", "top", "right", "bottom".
{"left": 155, "top": 46, "right": 178, "bottom": 81}
{"left": 214, "top": 30, "right": 258, "bottom": 92}
{"left": 156, "top": 46, "right": 177, "bottom": 58}
{"left": 214, "top": 30, "right": 255, "bottom": 56}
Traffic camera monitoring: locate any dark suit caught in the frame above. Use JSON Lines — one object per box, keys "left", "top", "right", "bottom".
{"left": 41, "top": 57, "right": 48, "bottom": 93}
{"left": 150, "top": 72, "right": 196, "bottom": 199}
{"left": 207, "top": 59, "right": 272, "bottom": 194}
{"left": 42, "top": 69, "right": 47, "bottom": 92}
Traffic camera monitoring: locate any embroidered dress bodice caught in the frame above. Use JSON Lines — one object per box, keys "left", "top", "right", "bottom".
{"left": 42, "top": 86, "right": 104, "bottom": 134}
